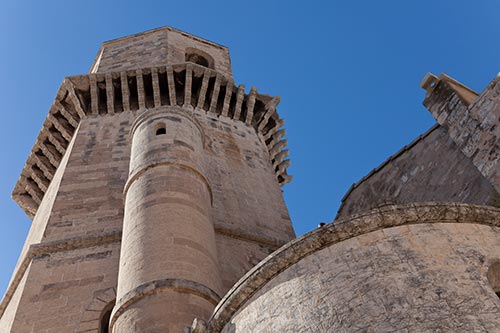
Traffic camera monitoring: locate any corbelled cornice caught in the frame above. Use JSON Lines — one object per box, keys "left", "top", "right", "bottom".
{"left": 13, "top": 63, "right": 291, "bottom": 219}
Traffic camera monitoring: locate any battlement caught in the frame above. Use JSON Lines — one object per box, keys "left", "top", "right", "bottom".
{"left": 12, "top": 62, "right": 291, "bottom": 219}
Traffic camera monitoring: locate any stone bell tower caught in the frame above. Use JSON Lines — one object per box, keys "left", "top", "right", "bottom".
{"left": 0, "top": 27, "right": 294, "bottom": 332}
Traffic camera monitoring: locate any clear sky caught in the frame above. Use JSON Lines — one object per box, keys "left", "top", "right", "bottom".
{"left": 1, "top": 0, "right": 500, "bottom": 296}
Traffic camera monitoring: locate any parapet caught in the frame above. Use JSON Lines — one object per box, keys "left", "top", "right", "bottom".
{"left": 12, "top": 62, "right": 291, "bottom": 219}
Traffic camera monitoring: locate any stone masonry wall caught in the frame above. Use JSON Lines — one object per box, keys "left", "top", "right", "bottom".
{"left": 13, "top": 61, "right": 292, "bottom": 218}
{"left": 41, "top": 111, "right": 133, "bottom": 242}
{"left": 0, "top": 263, "right": 30, "bottom": 332}
{"left": 92, "top": 29, "right": 168, "bottom": 73}
{"left": 337, "top": 125, "right": 500, "bottom": 218}
{"left": 9, "top": 124, "right": 80, "bottom": 285}
{"left": 424, "top": 74, "right": 500, "bottom": 194}
{"left": 165, "top": 29, "right": 233, "bottom": 78}
{"left": 198, "top": 111, "right": 295, "bottom": 291}
{"left": 10, "top": 243, "right": 120, "bottom": 333}
{"left": 4, "top": 27, "right": 293, "bottom": 331}
{"left": 114, "top": 108, "right": 222, "bottom": 332}
{"left": 1, "top": 112, "right": 131, "bottom": 333}
{"left": 338, "top": 73, "right": 500, "bottom": 219}
{"left": 2, "top": 105, "right": 294, "bottom": 331}
{"left": 93, "top": 27, "right": 233, "bottom": 78}
{"left": 217, "top": 204, "right": 500, "bottom": 332}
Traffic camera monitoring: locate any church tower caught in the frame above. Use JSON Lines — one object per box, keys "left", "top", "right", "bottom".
{"left": 0, "top": 27, "right": 294, "bottom": 332}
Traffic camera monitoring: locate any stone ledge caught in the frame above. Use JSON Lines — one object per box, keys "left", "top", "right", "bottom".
{"left": 123, "top": 161, "right": 213, "bottom": 206}
{"left": 109, "top": 278, "right": 222, "bottom": 331}
{"left": 0, "top": 231, "right": 122, "bottom": 318}
{"left": 214, "top": 226, "right": 287, "bottom": 249}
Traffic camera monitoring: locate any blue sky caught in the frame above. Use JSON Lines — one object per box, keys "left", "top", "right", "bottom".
{"left": 1, "top": 1, "right": 500, "bottom": 295}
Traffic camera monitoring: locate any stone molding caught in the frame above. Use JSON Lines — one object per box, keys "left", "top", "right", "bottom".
{"left": 123, "top": 161, "right": 213, "bottom": 206}
{"left": 214, "top": 226, "right": 287, "bottom": 249}
{"left": 207, "top": 202, "right": 500, "bottom": 332}
{"left": 0, "top": 231, "right": 122, "bottom": 318}
{"left": 109, "top": 278, "right": 222, "bottom": 331}
{"left": 13, "top": 62, "right": 291, "bottom": 219}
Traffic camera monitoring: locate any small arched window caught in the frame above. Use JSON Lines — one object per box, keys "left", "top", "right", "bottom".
{"left": 186, "top": 53, "right": 209, "bottom": 67}
{"left": 155, "top": 122, "right": 166, "bottom": 136}
{"left": 487, "top": 261, "right": 500, "bottom": 298}
{"left": 185, "top": 48, "right": 214, "bottom": 69}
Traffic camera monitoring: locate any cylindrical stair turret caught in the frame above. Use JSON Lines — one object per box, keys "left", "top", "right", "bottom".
{"left": 111, "top": 106, "right": 222, "bottom": 332}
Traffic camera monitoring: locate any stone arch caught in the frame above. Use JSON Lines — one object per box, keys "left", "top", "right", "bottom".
{"left": 76, "top": 287, "right": 117, "bottom": 333}
{"left": 185, "top": 47, "right": 214, "bottom": 69}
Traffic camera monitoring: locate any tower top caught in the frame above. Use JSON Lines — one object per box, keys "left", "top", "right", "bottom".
{"left": 11, "top": 26, "right": 291, "bottom": 219}
{"left": 90, "top": 26, "right": 233, "bottom": 78}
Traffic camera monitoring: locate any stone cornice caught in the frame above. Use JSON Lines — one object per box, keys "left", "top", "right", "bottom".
{"left": 13, "top": 63, "right": 291, "bottom": 219}
{"left": 123, "top": 161, "right": 214, "bottom": 206}
{"left": 206, "top": 202, "right": 500, "bottom": 332}
{"left": 109, "top": 278, "right": 221, "bottom": 332}
{"left": 214, "top": 226, "right": 288, "bottom": 249}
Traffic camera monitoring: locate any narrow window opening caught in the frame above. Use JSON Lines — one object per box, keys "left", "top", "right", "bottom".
{"left": 99, "top": 301, "right": 115, "bottom": 333}
{"left": 174, "top": 70, "right": 185, "bottom": 106}
{"left": 204, "top": 76, "right": 216, "bottom": 111}
{"left": 216, "top": 85, "right": 227, "bottom": 115}
{"left": 227, "top": 87, "right": 237, "bottom": 118}
{"left": 158, "top": 69, "right": 170, "bottom": 106}
{"left": 155, "top": 122, "right": 166, "bottom": 136}
{"left": 113, "top": 77, "right": 123, "bottom": 113}
{"left": 487, "top": 261, "right": 500, "bottom": 298}
{"left": 75, "top": 87, "right": 91, "bottom": 113}
{"left": 97, "top": 81, "right": 108, "bottom": 115}
{"left": 239, "top": 95, "right": 248, "bottom": 122}
{"left": 128, "top": 76, "right": 139, "bottom": 111}
{"left": 143, "top": 72, "right": 155, "bottom": 108}
{"left": 191, "top": 74, "right": 202, "bottom": 107}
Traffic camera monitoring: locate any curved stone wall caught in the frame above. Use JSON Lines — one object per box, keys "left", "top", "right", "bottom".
{"left": 209, "top": 203, "right": 500, "bottom": 332}
{"left": 114, "top": 107, "right": 221, "bottom": 332}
